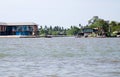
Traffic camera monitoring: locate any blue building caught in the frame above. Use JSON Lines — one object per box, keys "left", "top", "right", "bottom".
{"left": 0, "top": 22, "right": 38, "bottom": 36}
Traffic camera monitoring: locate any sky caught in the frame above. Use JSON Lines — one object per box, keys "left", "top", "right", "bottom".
{"left": 0, "top": 0, "right": 120, "bottom": 28}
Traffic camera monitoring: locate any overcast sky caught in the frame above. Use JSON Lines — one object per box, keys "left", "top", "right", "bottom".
{"left": 0, "top": 0, "right": 120, "bottom": 28}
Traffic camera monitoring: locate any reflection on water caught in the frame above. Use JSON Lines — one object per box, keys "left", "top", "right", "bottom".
{"left": 0, "top": 37, "right": 120, "bottom": 77}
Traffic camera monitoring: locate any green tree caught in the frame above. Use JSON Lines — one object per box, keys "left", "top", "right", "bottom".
{"left": 110, "top": 21, "right": 120, "bottom": 33}
{"left": 48, "top": 26, "right": 52, "bottom": 35}
{"left": 39, "top": 26, "right": 45, "bottom": 35}
{"left": 110, "top": 21, "right": 117, "bottom": 26}
{"left": 88, "top": 16, "right": 109, "bottom": 36}
{"left": 66, "top": 26, "right": 80, "bottom": 35}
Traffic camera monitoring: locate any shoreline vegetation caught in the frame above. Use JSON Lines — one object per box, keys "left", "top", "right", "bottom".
{"left": 38, "top": 16, "right": 120, "bottom": 38}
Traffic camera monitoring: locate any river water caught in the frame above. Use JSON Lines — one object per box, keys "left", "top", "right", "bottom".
{"left": 0, "top": 37, "right": 120, "bottom": 77}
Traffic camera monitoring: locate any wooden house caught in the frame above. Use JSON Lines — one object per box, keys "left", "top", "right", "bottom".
{"left": 77, "top": 28, "right": 98, "bottom": 37}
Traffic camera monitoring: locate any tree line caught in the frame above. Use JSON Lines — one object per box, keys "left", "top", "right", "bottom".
{"left": 38, "top": 16, "right": 120, "bottom": 37}
{"left": 39, "top": 25, "right": 80, "bottom": 36}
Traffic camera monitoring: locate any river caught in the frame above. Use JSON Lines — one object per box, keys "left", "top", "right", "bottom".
{"left": 0, "top": 37, "right": 120, "bottom": 77}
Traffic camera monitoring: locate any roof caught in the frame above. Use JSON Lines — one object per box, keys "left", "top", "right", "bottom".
{"left": 82, "top": 28, "right": 93, "bottom": 33}
{"left": 0, "top": 22, "right": 37, "bottom": 26}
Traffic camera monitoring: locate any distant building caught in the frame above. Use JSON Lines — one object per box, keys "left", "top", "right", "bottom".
{"left": 77, "top": 28, "right": 98, "bottom": 37}
{"left": 82, "top": 28, "right": 93, "bottom": 33}
{"left": 0, "top": 22, "right": 39, "bottom": 36}
{"left": 82, "top": 28, "right": 93, "bottom": 37}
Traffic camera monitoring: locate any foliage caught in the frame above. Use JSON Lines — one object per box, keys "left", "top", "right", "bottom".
{"left": 88, "top": 17, "right": 109, "bottom": 33}
{"left": 39, "top": 26, "right": 67, "bottom": 36}
{"left": 110, "top": 21, "right": 120, "bottom": 32}
{"left": 111, "top": 25, "right": 120, "bottom": 32}
{"left": 66, "top": 26, "right": 80, "bottom": 35}
{"left": 38, "top": 16, "right": 120, "bottom": 37}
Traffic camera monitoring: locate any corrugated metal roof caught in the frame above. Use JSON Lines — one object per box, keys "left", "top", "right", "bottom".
{"left": 0, "top": 22, "right": 37, "bottom": 26}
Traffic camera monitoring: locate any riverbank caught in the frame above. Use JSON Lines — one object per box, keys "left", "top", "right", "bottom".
{"left": 0, "top": 35, "right": 37, "bottom": 38}
{"left": 0, "top": 35, "right": 119, "bottom": 38}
